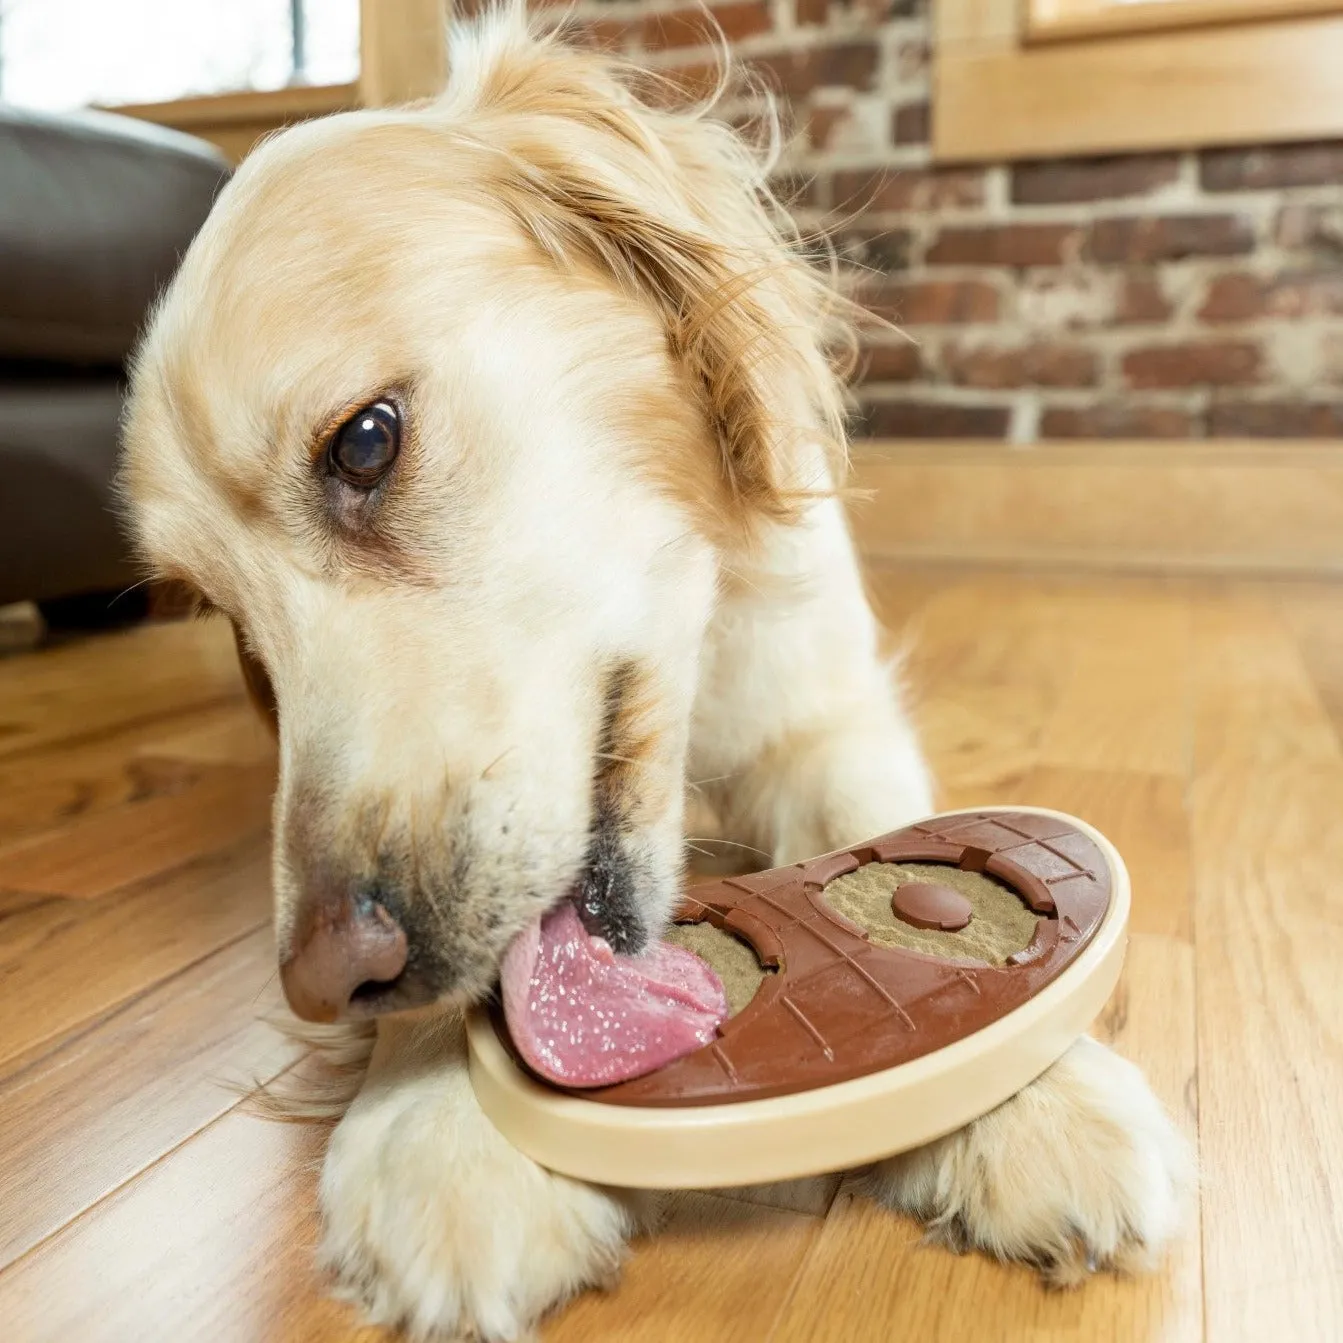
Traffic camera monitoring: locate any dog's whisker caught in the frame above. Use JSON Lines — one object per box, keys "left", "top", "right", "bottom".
{"left": 684, "top": 835, "right": 772, "bottom": 859}
{"left": 253, "top": 966, "right": 281, "bottom": 1007}
{"left": 479, "top": 745, "right": 518, "bottom": 781}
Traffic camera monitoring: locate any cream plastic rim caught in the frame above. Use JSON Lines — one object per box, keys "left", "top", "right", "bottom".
{"left": 466, "top": 806, "right": 1130, "bottom": 1189}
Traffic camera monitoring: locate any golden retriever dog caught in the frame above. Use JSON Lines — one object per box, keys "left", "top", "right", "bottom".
{"left": 120, "top": 9, "right": 1192, "bottom": 1339}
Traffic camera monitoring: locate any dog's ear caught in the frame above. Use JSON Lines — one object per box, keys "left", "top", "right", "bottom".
{"left": 231, "top": 619, "right": 278, "bottom": 737}
{"left": 512, "top": 168, "right": 818, "bottom": 524}
{"left": 460, "top": 29, "right": 852, "bottom": 528}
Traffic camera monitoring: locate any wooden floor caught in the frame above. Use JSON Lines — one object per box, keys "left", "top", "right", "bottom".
{"left": 1, "top": 568, "right": 1340, "bottom": 1342}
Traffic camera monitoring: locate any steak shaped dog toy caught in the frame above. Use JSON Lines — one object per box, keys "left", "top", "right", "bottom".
{"left": 468, "top": 807, "right": 1129, "bottom": 1187}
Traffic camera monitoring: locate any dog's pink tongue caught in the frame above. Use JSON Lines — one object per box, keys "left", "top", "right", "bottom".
{"left": 500, "top": 901, "right": 727, "bottom": 1087}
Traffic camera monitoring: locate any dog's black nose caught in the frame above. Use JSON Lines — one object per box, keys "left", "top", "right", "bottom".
{"left": 281, "top": 892, "right": 409, "bottom": 1022}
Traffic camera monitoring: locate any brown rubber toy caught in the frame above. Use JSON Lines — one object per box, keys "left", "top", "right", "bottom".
{"left": 891, "top": 881, "right": 973, "bottom": 931}
{"left": 491, "top": 810, "right": 1112, "bottom": 1108}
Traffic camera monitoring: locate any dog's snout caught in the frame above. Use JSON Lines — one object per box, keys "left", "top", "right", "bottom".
{"left": 281, "top": 891, "right": 410, "bottom": 1022}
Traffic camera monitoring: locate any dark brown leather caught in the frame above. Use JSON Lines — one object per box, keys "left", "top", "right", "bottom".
{"left": 0, "top": 105, "right": 229, "bottom": 365}
{"left": 0, "top": 106, "right": 230, "bottom": 605}
{"left": 0, "top": 378, "right": 139, "bottom": 606}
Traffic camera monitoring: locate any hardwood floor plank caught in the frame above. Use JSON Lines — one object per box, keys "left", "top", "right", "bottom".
{"left": 0, "top": 928, "right": 295, "bottom": 1267}
{"left": 545, "top": 1192, "right": 823, "bottom": 1342}
{"left": 1273, "top": 581, "right": 1343, "bottom": 754}
{"left": 898, "top": 577, "right": 1078, "bottom": 799}
{"left": 0, "top": 762, "right": 274, "bottom": 900}
{"left": 1190, "top": 591, "right": 1343, "bottom": 1342}
{"left": 1035, "top": 586, "right": 1192, "bottom": 779}
{"left": 0, "top": 619, "right": 244, "bottom": 763}
{"left": 0, "top": 702, "right": 270, "bottom": 849}
{"left": 0, "top": 838, "right": 272, "bottom": 1072}
{"left": 0, "top": 1111, "right": 381, "bottom": 1343}
{"left": 137, "top": 703, "right": 275, "bottom": 768}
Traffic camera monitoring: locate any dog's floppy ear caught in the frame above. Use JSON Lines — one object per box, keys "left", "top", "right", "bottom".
{"left": 511, "top": 167, "right": 821, "bottom": 523}
{"left": 461, "top": 27, "right": 852, "bottom": 527}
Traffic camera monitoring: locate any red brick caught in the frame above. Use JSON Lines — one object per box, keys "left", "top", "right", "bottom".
{"left": 1207, "top": 400, "right": 1343, "bottom": 437}
{"left": 748, "top": 41, "right": 879, "bottom": 96}
{"left": 1114, "top": 273, "right": 1173, "bottom": 324}
{"left": 650, "top": 61, "right": 721, "bottom": 101}
{"left": 858, "top": 400, "right": 1011, "bottom": 438}
{"left": 808, "top": 105, "right": 850, "bottom": 151}
{"left": 926, "top": 223, "right": 1081, "bottom": 268}
{"left": 1200, "top": 141, "right": 1343, "bottom": 192}
{"left": 864, "top": 278, "right": 1001, "bottom": 324}
{"left": 1011, "top": 154, "right": 1181, "bottom": 205}
{"left": 942, "top": 339, "right": 1098, "bottom": 389}
{"left": 572, "top": 18, "right": 638, "bottom": 50}
{"left": 892, "top": 100, "right": 931, "bottom": 146}
{"left": 831, "top": 167, "right": 987, "bottom": 214}
{"left": 1200, "top": 270, "right": 1343, "bottom": 323}
{"left": 1041, "top": 404, "right": 1199, "bottom": 439}
{"left": 1088, "top": 214, "right": 1255, "bottom": 264}
{"left": 1198, "top": 273, "right": 1264, "bottom": 323}
{"left": 858, "top": 341, "right": 924, "bottom": 382}
{"left": 1276, "top": 204, "right": 1343, "bottom": 254}
{"left": 642, "top": 2, "right": 772, "bottom": 50}
{"left": 1122, "top": 340, "right": 1262, "bottom": 389}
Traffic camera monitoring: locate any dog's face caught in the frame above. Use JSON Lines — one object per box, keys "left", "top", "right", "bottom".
{"left": 121, "top": 31, "right": 844, "bottom": 1021}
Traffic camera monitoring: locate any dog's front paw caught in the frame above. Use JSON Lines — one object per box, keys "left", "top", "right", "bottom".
{"left": 319, "top": 1053, "right": 646, "bottom": 1340}
{"left": 867, "top": 1036, "right": 1194, "bottom": 1286}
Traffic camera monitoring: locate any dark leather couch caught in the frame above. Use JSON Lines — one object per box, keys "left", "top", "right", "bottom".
{"left": 0, "top": 106, "right": 229, "bottom": 608}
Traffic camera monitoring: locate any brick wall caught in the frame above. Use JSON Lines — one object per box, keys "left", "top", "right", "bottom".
{"left": 542, "top": 0, "right": 1343, "bottom": 440}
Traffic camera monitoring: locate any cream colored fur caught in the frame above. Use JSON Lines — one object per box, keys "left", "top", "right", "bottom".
{"left": 121, "top": 10, "right": 1192, "bottom": 1340}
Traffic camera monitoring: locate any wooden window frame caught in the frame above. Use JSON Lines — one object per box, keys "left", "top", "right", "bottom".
{"left": 107, "top": 0, "right": 448, "bottom": 162}
{"left": 1027, "top": 0, "right": 1342, "bottom": 44}
{"left": 934, "top": 0, "right": 1343, "bottom": 162}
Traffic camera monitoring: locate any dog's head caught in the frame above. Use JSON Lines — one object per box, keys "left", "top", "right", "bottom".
{"left": 120, "top": 15, "right": 850, "bottom": 1022}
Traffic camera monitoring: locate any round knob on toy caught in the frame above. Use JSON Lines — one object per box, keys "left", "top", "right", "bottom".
{"left": 891, "top": 881, "right": 973, "bottom": 931}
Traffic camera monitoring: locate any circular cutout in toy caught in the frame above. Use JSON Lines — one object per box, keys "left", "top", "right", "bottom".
{"left": 467, "top": 807, "right": 1129, "bottom": 1189}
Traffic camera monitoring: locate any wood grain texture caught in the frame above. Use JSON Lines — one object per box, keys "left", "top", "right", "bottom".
{"left": 545, "top": 1193, "right": 823, "bottom": 1343}
{"left": 0, "top": 619, "right": 245, "bottom": 762}
{"left": 0, "top": 928, "right": 294, "bottom": 1268}
{"left": 0, "top": 838, "right": 272, "bottom": 1072}
{"left": 0, "top": 762, "right": 273, "bottom": 900}
{"left": 935, "top": 0, "right": 1343, "bottom": 161}
{"left": 1026, "top": 0, "right": 1343, "bottom": 44}
{"left": 108, "top": 84, "right": 359, "bottom": 164}
{"left": 1188, "top": 591, "right": 1343, "bottom": 1340}
{"left": 0, "top": 1112, "right": 379, "bottom": 1343}
{"left": 358, "top": 0, "right": 449, "bottom": 107}
{"left": 851, "top": 443, "right": 1343, "bottom": 577}
{"left": 0, "top": 701, "right": 274, "bottom": 849}
{"left": 1, "top": 576, "right": 1340, "bottom": 1341}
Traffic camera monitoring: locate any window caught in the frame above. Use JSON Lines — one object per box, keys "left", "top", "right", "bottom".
{"left": 0, "top": 0, "right": 359, "bottom": 111}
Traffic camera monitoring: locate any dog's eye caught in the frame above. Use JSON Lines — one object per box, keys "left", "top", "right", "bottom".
{"left": 329, "top": 401, "right": 400, "bottom": 487}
